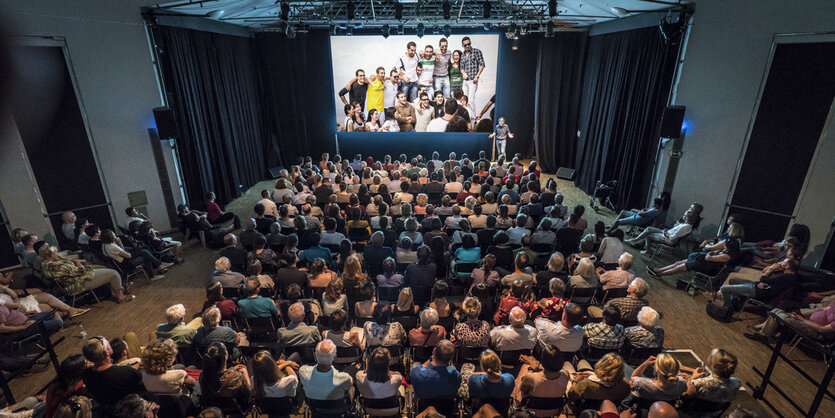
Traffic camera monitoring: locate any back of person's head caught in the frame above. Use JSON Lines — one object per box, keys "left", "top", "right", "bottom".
{"left": 462, "top": 296, "right": 482, "bottom": 319}
{"left": 288, "top": 302, "right": 305, "bottom": 323}
{"left": 366, "top": 347, "right": 392, "bottom": 383}
{"left": 510, "top": 280, "right": 526, "bottom": 298}
{"left": 251, "top": 350, "right": 281, "bottom": 395}
{"left": 580, "top": 236, "right": 595, "bottom": 253}
{"left": 514, "top": 252, "right": 529, "bottom": 271}
{"left": 479, "top": 349, "right": 503, "bottom": 380}
{"left": 244, "top": 278, "right": 260, "bottom": 296}
{"left": 417, "top": 245, "right": 432, "bottom": 265}
{"left": 654, "top": 353, "right": 681, "bottom": 384}
{"left": 548, "top": 252, "right": 565, "bottom": 273}
{"left": 433, "top": 280, "right": 449, "bottom": 299}
{"left": 445, "top": 115, "right": 469, "bottom": 132}
{"left": 399, "top": 236, "right": 413, "bottom": 251}
{"left": 434, "top": 339, "right": 455, "bottom": 364}
{"left": 630, "top": 278, "right": 649, "bottom": 298}
{"left": 202, "top": 306, "right": 222, "bottom": 329}
{"left": 602, "top": 304, "right": 621, "bottom": 326}
{"left": 329, "top": 309, "right": 348, "bottom": 332}
{"left": 420, "top": 307, "right": 440, "bottom": 329}
{"left": 539, "top": 344, "right": 565, "bottom": 372}
{"left": 55, "top": 354, "right": 87, "bottom": 390}
{"left": 493, "top": 231, "right": 509, "bottom": 244}
{"left": 563, "top": 303, "right": 584, "bottom": 326}
{"left": 202, "top": 343, "right": 228, "bottom": 382}
{"left": 254, "top": 203, "right": 266, "bottom": 216}
{"left": 574, "top": 258, "right": 595, "bottom": 278}
{"left": 509, "top": 306, "right": 527, "bottom": 327}
{"left": 315, "top": 339, "right": 337, "bottom": 365}
{"left": 706, "top": 348, "right": 738, "bottom": 379}
{"left": 594, "top": 353, "right": 625, "bottom": 385}
{"left": 443, "top": 98, "right": 457, "bottom": 115}
{"left": 637, "top": 306, "right": 660, "bottom": 328}
{"left": 549, "top": 277, "right": 566, "bottom": 298}
{"left": 54, "top": 396, "right": 92, "bottom": 418}
{"left": 372, "top": 302, "right": 392, "bottom": 324}
{"left": 82, "top": 337, "right": 108, "bottom": 364}
{"left": 648, "top": 402, "right": 679, "bottom": 418}
{"left": 165, "top": 304, "right": 186, "bottom": 325}
{"left": 141, "top": 338, "right": 178, "bottom": 376}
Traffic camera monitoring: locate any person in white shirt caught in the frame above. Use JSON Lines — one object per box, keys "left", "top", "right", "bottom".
{"left": 426, "top": 99, "right": 458, "bottom": 132}
{"left": 397, "top": 41, "right": 420, "bottom": 101}
{"left": 506, "top": 214, "right": 532, "bottom": 246}
{"left": 468, "top": 205, "right": 488, "bottom": 229}
{"left": 626, "top": 209, "right": 697, "bottom": 254}
{"left": 298, "top": 340, "right": 353, "bottom": 400}
{"left": 320, "top": 218, "right": 346, "bottom": 246}
{"left": 124, "top": 207, "right": 148, "bottom": 229}
{"left": 444, "top": 178, "right": 463, "bottom": 194}
{"left": 535, "top": 303, "right": 585, "bottom": 352}
{"left": 257, "top": 190, "right": 279, "bottom": 218}
{"left": 291, "top": 183, "right": 311, "bottom": 206}
{"left": 490, "top": 307, "right": 537, "bottom": 351}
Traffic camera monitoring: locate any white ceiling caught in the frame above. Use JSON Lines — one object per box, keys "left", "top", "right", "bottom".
{"left": 148, "top": 0, "right": 689, "bottom": 32}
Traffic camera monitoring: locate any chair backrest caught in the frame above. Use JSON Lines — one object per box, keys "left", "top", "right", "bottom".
{"left": 360, "top": 395, "right": 401, "bottom": 411}
{"left": 412, "top": 345, "right": 434, "bottom": 363}
{"left": 418, "top": 398, "right": 456, "bottom": 417}
{"left": 498, "top": 349, "right": 532, "bottom": 367}
{"left": 392, "top": 315, "right": 418, "bottom": 332}
{"left": 222, "top": 286, "right": 242, "bottom": 299}
{"left": 437, "top": 316, "right": 456, "bottom": 335}
{"left": 310, "top": 286, "right": 327, "bottom": 301}
{"left": 255, "top": 396, "right": 295, "bottom": 416}
{"left": 453, "top": 262, "right": 478, "bottom": 277}
{"left": 305, "top": 397, "right": 349, "bottom": 416}
{"left": 522, "top": 396, "right": 566, "bottom": 412}
{"left": 456, "top": 346, "right": 486, "bottom": 365}
{"left": 336, "top": 345, "right": 363, "bottom": 360}
{"left": 413, "top": 286, "right": 433, "bottom": 306}
{"left": 569, "top": 287, "right": 596, "bottom": 305}
{"left": 530, "top": 243, "right": 553, "bottom": 253}
{"left": 139, "top": 392, "right": 198, "bottom": 417}
{"left": 323, "top": 244, "right": 341, "bottom": 254}
{"left": 624, "top": 345, "right": 663, "bottom": 366}
{"left": 284, "top": 343, "right": 317, "bottom": 364}
{"left": 349, "top": 227, "right": 370, "bottom": 241}
{"left": 245, "top": 316, "right": 277, "bottom": 333}
{"left": 600, "top": 287, "right": 628, "bottom": 304}
{"left": 377, "top": 286, "right": 401, "bottom": 303}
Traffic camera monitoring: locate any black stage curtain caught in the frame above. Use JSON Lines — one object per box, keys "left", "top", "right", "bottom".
{"left": 254, "top": 31, "right": 337, "bottom": 168}
{"left": 573, "top": 26, "right": 679, "bottom": 210}
{"left": 153, "top": 25, "right": 266, "bottom": 207}
{"left": 533, "top": 33, "right": 587, "bottom": 173}
{"left": 495, "top": 35, "right": 540, "bottom": 158}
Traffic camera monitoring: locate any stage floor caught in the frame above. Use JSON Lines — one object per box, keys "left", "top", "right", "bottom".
{"left": 9, "top": 164, "right": 828, "bottom": 417}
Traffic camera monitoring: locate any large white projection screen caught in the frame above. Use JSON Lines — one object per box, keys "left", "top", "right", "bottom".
{"left": 330, "top": 34, "right": 498, "bottom": 131}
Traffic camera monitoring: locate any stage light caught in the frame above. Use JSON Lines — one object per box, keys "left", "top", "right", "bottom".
{"left": 280, "top": 2, "right": 290, "bottom": 21}
{"left": 207, "top": 10, "right": 224, "bottom": 19}
{"left": 483, "top": 22, "right": 491, "bottom": 31}
{"left": 483, "top": 1, "right": 491, "bottom": 19}
{"left": 346, "top": 24, "right": 353, "bottom": 36}
{"left": 416, "top": 23, "right": 425, "bottom": 38}
{"left": 442, "top": 1, "right": 451, "bottom": 19}
{"left": 346, "top": 1, "right": 355, "bottom": 20}
{"left": 285, "top": 24, "right": 296, "bottom": 39}
{"left": 509, "top": 22, "right": 517, "bottom": 34}
{"left": 398, "top": 24, "right": 404, "bottom": 35}
{"left": 330, "top": 24, "right": 337, "bottom": 35}
{"left": 512, "top": 38, "right": 519, "bottom": 51}
{"left": 548, "top": 0, "right": 557, "bottom": 17}
{"left": 382, "top": 24, "right": 391, "bottom": 38}
{"left": 545, "top": 20, "right": 555, "bottom": 37}
{"left": 443, "top": 24, "right": 452, "bottom": 38}
{"left": 395, "top": 3, "right": 403, "bottom": 20}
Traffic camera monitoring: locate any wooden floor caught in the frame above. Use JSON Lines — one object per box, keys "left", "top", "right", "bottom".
{"left": 9, "top": 164, "right": 834, "bottom": 417}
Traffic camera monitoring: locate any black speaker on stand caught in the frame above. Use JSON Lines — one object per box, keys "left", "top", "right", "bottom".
{"left": 659, "top": 106, "right": 686, "bottom": 138}
{"left": 153, "top": 107, "right": 179, "bottom": 140}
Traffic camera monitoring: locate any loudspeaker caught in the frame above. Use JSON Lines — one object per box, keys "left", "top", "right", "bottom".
{"left": 268, "top": 166, "right": 285, "bottom": 178}
{"left": 153, "top": 107, "right": 179, "bottom": 140}
{"left": 556, "top": 167, "right": 575, "bottom": 180}
{"left": 659, "top": 106, "right": 686, "bottom": 138}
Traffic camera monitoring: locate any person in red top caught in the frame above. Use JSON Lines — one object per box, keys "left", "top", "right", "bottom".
{"left": 493, "top": 280, "right": 533, "bottom": 325}
{"left": 203, "top": 282, "right": 237, "bottom": 322}
{"left": 45, "top": 354, "right": 86, "bottom": 418}
{"left": 205, "top": 191, "right": 240, "bottom": 228}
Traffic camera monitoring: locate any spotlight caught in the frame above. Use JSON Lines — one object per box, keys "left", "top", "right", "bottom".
{"left": 280, "top": 2, "right": 290, "bottom": 21}
{"left": 416, "top": 23, "right": 425, "bottom": 38}
{"left": 512, "top": 38, "right": 519, "bottom": 51}
{"left": 346, "top": 25, "right": 353, "bottom": 36}
{"left": 346, "top": 1, "right": 355, "bottom": 20}
{"left": 330, "top": 24, "right": 337, "bottom": 35}
{"left": 382, "top": 24, "right": 391, "bottom": 39}
{"left": 548, "top": 0, "right": 557, "bottom": 17}
{"left": 545, "top": 20, "right": 555, "bottom": 37}
{"left": 509, "top": 22, "right": 517, "bottom": 34}
{"left": 394, "top": 3, "right": 403, "bottom": 20}
{"left": 285, "top": 24, "right": 296, "bottom": 39}
{"left": 443, "top": 24, "right": 452, "bottom": 38}
{"left": 483, "top": 1, "right": 491, "bottom": 19}
{"left": 611, "top": 7, "right": 629, "bottom": 17}
{"left": 483, "top": 22, "right": 491, "bottom": 31}
{"left": 398, "top": 24, "right": 404, "bottom": 35}
{"left": 442, "top": 1, "right": 451, "bottom": 19}
{"left": 207, "top": 10, "right": 224, "bottom": 19}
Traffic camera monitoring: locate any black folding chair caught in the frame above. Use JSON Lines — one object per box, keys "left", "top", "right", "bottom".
{"left": 455, "top": 346, "right": 486, "bottom": 367}
{"left": 305, "top": 397, "right": 351, "bottom": 417}
{"left": 599, "top": 287, "right": 628, "bottom": 305}
{"left": 377, "top": 286, "right": 402, "bottom": 303}
{"left": 498, "top": 348, "right": 533, "bottom": 370}
{"left": 392, "top": 316, "right": 418, "bottom": 333}
{"left": 359, "top": 395, "right": 402, "bottom": 417}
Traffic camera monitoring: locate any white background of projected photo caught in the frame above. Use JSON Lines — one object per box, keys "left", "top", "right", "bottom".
{"left": 330, "top": 34, "right": 499, "bottom": 129}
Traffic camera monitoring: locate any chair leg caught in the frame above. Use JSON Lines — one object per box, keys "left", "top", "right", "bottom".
{"left": 784, "top": 335, "right": 801, "bottom": 357}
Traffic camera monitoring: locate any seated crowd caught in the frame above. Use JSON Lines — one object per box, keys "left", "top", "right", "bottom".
{"left": 9, "top": 150, "right": 807, "bottom": 418}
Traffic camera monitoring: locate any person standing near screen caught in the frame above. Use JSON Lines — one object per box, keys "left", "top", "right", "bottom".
{"left": 366, "top": 66, "right": 387, "bottom": 120}
{"left": 449, "top": 50, "right": 467, "bottom": 94}
{"left": 339, "top": 69, "right": 369, "bottom": 112}
{"left": 418, "top": 44, "right": 436, "bottom": 98}
{"left": 415, "top": 92, "right": 434, "bottom": 132}
{"left": 489, "top": 117, "right": 514, "bottom": 157}
{"left": 394, "top": 92, "right": 416, "bottom": 132}
{"left": 398, "top": 41, "right": 419, "bottom": 101}
{"left": 433, "top": 38, "right": 452, "bottom": 98}
{"left": 461, "top": 37, "right": 485, "bottom": 113}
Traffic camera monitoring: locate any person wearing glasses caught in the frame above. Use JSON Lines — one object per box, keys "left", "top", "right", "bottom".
{"left": 338, "top": 68, "right": 369, "bottom": 112}
{"left": 460, "top": 37, "right": 486, "bottom": 113}
{"left": 415, "top": 92, "right": 434, "bottom": 132}
{"left": 397, "top": 41, "right": 420, "bottom": 101}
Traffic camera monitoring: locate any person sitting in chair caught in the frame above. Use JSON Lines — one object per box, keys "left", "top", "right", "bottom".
{"left": 606, "top": 197, "right": 664, "bottom": 234}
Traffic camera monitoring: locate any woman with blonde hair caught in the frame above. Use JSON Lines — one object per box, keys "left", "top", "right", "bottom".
{"left": 451, "top": 297, "right": 491, "bottom": 347}
{"left": 322, "top": 278, "right": 348, "bottom": 316}
{"left": 414, "top": 194, "right": 429, "bottom": 215}
{"left": 627, "top": 353, "right": 689, "bottom": 405}
{"left": 251, "top": 350, "right": 298, "bottom": 399}
{"left": 567, "top": 353, "right": 630, "bottom": 402}
{"left": 568, "top": 258, "right": 599, "bottom": 304}
{"left": 682, "top": 348, "right": 741, "bottom": 404}
{"left": 468, "top": 349, "right": 515, "bottom": 408}
{"left": 340, "top": 255, "right": 367, "bottom": 288}
{"left": 307, "top": 258, "right": 337, "bottom": 288}
{"left": 393, "top": 287, "right": 419, "bottom": 316}
{"left": 141, "top": 338, "right": 197, "bottom": 394}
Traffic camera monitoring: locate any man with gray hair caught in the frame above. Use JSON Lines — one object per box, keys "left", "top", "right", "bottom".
{"left": 219, "top": 233, "right": 247, "bottom": 274}
{"left": 489, "top": 306, "right": 537, "bottom": 351}
{"left": 211, "top": 257, "right": 245, "bottom": 287}
{"left": 277, "top": 302, "right": 321, "bottom": 347}
{"left": 193, "top": 306, "right": 240, "bottom": 359}
{"left": 298, "top": 340, "right": 353, "bottom": 400}
{"left": 592, "top": 277, "right": 650, "bottom": 323}
{"left": 155, "top": 304, "right": 201, "bottom": 343}
{"left": 596, "top": 252, "right": 635, "bottom": 290}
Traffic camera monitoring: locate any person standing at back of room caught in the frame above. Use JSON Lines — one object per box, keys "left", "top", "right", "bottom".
{"left": 397, "top": 41, "right": 419, "bottom": 101}
{"left": 433, "top": 38, "right": 452, "bottom": 98}
{"left": 460, "top": 36, "right": 485, "bottom": 113}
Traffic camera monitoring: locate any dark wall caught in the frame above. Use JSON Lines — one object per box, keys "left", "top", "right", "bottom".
{"left": 255, "top": 31, "right": 337, "bottom": 167}
{"left": 495, "top": 35, "right": 540, "bottom": 158}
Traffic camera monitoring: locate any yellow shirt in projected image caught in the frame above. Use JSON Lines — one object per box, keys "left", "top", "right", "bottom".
{"left": 367, "top": 78, "right": 385, "bottom": 112}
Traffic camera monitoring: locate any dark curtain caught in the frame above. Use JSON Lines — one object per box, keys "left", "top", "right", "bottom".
{"left": 533, "top": 32, "right": 588, "bottom": 173}
{"left": 254, "top": 31, "right": 337, "bottom": 168}
{"left": 573, "top": 26, "right": 680, "bottom": 210}
{"left": 153, "top": 25, "right": 266, "bottom": 207}
{"left": 495, "top": 35, "right": 541, "bottom": 158}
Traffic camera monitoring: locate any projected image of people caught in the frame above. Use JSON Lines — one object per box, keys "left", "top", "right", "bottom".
{"left": 331, "top": 34, "right": 498, "bottom": 133}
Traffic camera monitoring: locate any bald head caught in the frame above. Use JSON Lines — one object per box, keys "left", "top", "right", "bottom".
{"left": 648, "top": 402, "right": 679, "bottom": 418}
{"left": 509, "top": 306, "right": 527, "bottom": 327}
{"left": 288, "top": 302, "right": 305, "bottom": 323}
